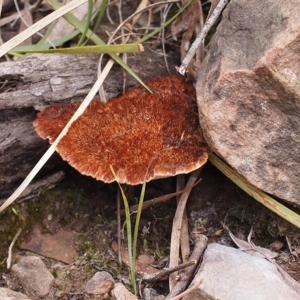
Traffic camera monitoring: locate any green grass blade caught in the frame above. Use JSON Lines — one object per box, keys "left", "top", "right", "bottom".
{"left": 0, "top": 0, "right": 89, "bottom": 57}
{"left": 14, "top": 43, "right": 143, "bottom": 54}
{"left": 77, "top": 0, "right": 93, "bottom": 46}
{"left": 92, "top": 0, "right": 108, "bottom": 34}
{"left": 34, "top": 20, "right": 58, "bottom": 50}
{"left": 132, "top": 181, "right": 146, "bottom": 273}
{"left": 110, "top": 166, "right": 137, "bottom": 294}
{"left": 46, "top": 0, "right": 151, "bottom": 93}
{"left": 209, "top": 153, "right": 300, "bottom": 229}
{"left": 10, "top": 30, "right": 80, "bottom": 53}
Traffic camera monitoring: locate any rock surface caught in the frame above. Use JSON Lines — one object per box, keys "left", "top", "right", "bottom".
{"left": 11, "top": 256, "right": 54, "bottom": 299}
{"left": 20, "top": 224, "right": 78, "bottom": 264}
{"left": 111, "top": 283, "right": 138, "bottom": 300}
{"left": 0, "top": 287, "right": 31, "bottom": 300}
{"left": 196, "top": 0, "right": 300, "bottom": 205}
{"left": 85, "top": 271, "right": 114, "bottom": 295}
{"left": 182, "top": 243, "right": 300, "bottom": 300}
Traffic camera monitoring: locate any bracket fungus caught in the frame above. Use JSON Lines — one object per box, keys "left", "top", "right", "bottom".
{"left": 34, "top": 75, "right": 209, "bottom": 185}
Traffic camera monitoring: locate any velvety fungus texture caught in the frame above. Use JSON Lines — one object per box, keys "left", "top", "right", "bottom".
{"left": 34, "top": 75, "right": 209, "bottom": 185}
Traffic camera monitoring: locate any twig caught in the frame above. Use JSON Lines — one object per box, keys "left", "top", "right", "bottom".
{"left": 141, "top": 260, "right": 197, "bottom": 283}
{"left": 177, "top": 0, "right": 228, "bottom": 75}
{"left": 166, "top": 232, "right": 207, "bottom": 299}
{"left": 170, "top": 278, "right": 203, "bottom": 300}
{"left": 7, "top": 228, "right": 22, "bottom": 269}
{"left": 0, "top": 171, "right": 65, "bottom": 205}
{"left": 169, "top": 168, "right": 203, "bottom": 290}
{"left": 120, "top": 177, "right": 202, "bottom": 215}
{"left": 177, "top": 175, "right": 190, "bottom": 264}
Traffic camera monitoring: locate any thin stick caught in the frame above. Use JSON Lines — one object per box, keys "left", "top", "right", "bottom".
{"left": 7, "top": 228, "right": 22, "bottom": 269}
{"left": 120, "top": 177, "right": 202, "bottom": 215}
{"left": 166, "top": 232, "right": 207, "bottom": 299}
{"left": 142, "top": 260, "right": 197, "bottom": 283}
{"left": 169, "top": 168, "right": 202, "bottom": 290}
{"left": 177, "top": 175, "right": 190, "bottom": 264}
{"left": 170, "top": 278, "right": 203, "bottom": 300}
{"left": 177, "top": 0, "right": 228, "bottom": 75}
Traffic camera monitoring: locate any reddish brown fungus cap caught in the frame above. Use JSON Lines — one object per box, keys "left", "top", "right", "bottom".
{"left": 34, "top": 75, "right": 209, "bottom": 185}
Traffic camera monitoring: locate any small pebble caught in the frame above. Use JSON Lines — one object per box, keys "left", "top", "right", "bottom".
{"left": 85, "top": 271, "right": 114, "bottom": 295}
{"left": 11, "top": 256, "right": 54, "bottom": 298}
{"left": 270, "top": 240, "right": 284, "bottom": 251}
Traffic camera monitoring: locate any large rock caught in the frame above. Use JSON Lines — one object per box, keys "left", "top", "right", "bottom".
{"left": 196, "top": 0, "right": 300, "bottom": 205}
{"left": 183, "top": 243, "right": 300, "bottom": 300}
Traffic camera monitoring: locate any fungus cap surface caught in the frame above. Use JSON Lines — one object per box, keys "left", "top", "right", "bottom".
{"left": 34, "top": 75, "right": 209, "bottom": 185}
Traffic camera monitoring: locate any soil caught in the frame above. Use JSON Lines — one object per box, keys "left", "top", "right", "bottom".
{"left": 0, "top": 1, "right": 300, "bottom": 299}
{"left": 1, "top": 162, "right": 300, "bottom": 299}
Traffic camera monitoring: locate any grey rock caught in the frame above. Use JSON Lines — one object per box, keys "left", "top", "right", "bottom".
{"left": 196, "top": 0, "right": 300, "bottom": 205}
{"left": 11, "top": 256, "right": 54, "bottom": 299}
{"left": 183, "top": 243, "right": 300, "bottom": 300}
{"left": 85, "top": 271, "right": 114, "bottom": 295}
{"left": 111, "top": 283, "right": 138, "bottom": 300}
{"left": 0, "top": 288, "right": 31, "bottom": 300}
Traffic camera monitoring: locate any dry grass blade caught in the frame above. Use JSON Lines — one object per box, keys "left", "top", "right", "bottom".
{"left": 0, "top": 0, "right": 88, "bottom": 57}
{"left": 107, "top": 0, "right": 180, "bottom": 45}
{"left": 209, "top": 153, "right": 300, "bottom": 229}
{"left": 7, "top": 228, "right": 22, "bottom": 269}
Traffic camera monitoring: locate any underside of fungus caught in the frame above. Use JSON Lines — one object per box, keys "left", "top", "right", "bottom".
{"left": 34, "top": 75, "right": 209, "bottom": 185}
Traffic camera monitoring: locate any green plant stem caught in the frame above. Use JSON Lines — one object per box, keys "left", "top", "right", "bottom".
{"left": 209, "top": 153, "right": 300, "bottom": 229}
{"left": 110, "top": 167, "right": 136, "bottom": 294}
{"left": 77, "top": 0, "right": 93, "bottom": 46}
{"left": 92, "top": 0, "right": 108, "bottom": 33}
{"left": 132, "top": 182, "right": 146, "bottom": 273}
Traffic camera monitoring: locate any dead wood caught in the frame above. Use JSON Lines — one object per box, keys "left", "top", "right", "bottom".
{"left": 0, "top": 54, "right": 99, "bottom": 110}
{"left": 165, "top": 231, "right": 208, "bottom": 300}
{"left": 0, "top": 51, "right": 176, "bottom": 197}
{"left": 141, "top": 260, "right": 197, "bottom": 283}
